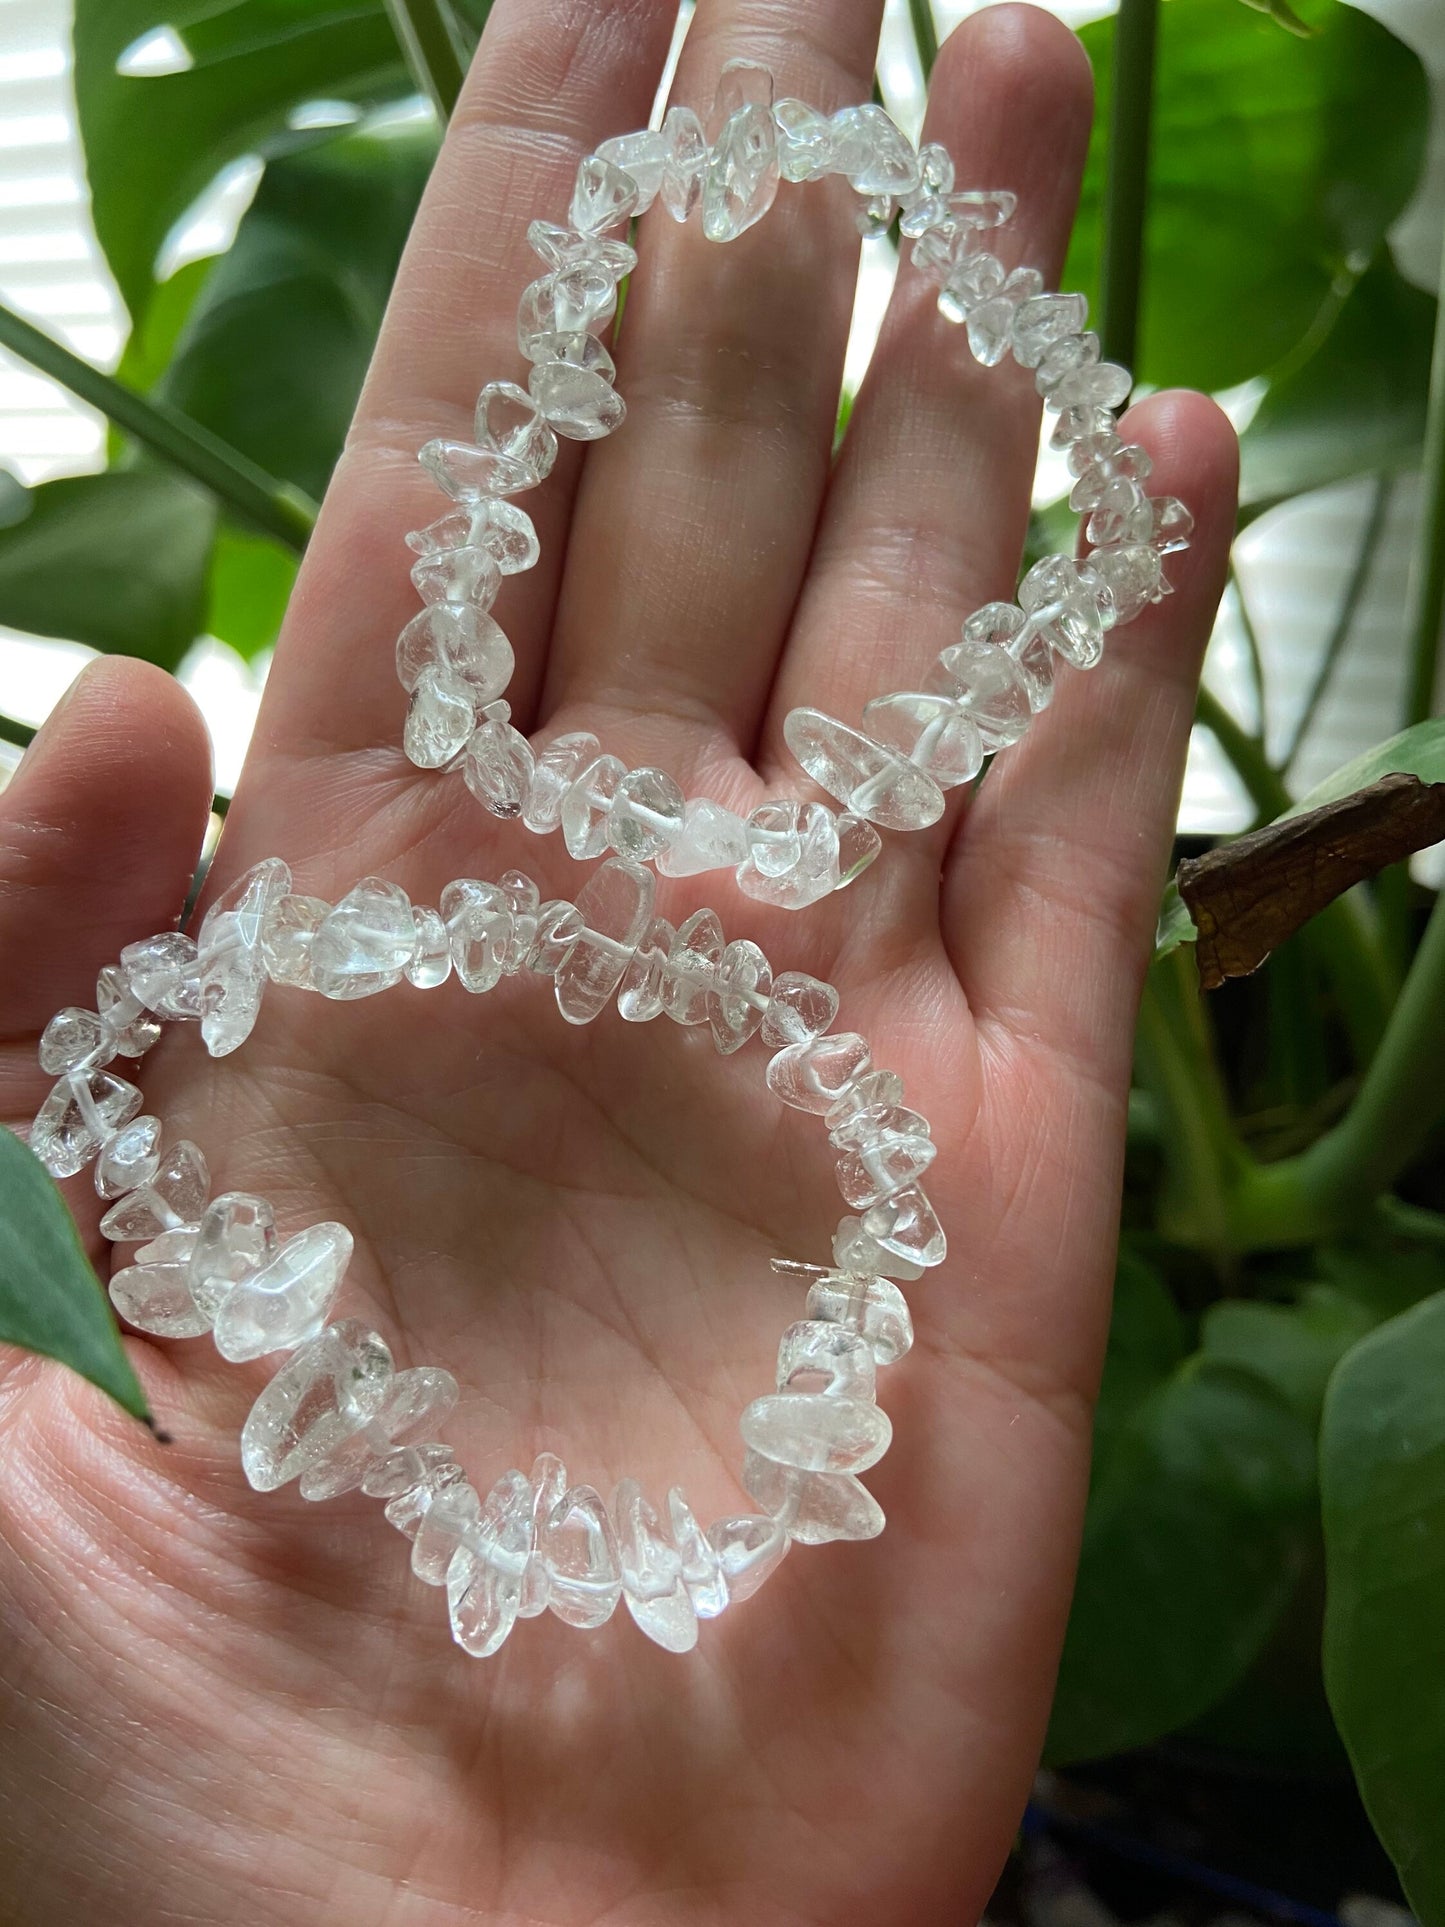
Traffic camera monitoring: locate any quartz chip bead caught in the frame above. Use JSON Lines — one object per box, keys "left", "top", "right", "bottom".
{"left": 777, "top": 1319, "right": 877, "bottom": 1401}
{"left": 517, "top": 1452, "right": 568, "bottom": 1617}
{"left": 528, "top": 360, "right": 626, "bottom": 441}
{"left": 570, "top": 154, "right": 640, "bottom": 234}
{"left": 1018, "top": 556, "right": 1107, "bottom": 670}
{"left": 740, "top": 1387, "right": 892, "bottom": 1476}
{"left": 804, "top": 1271, "right": 914, "bottom": 1367}
{"left": 607, "top": 765, "right": 685, "bottom": 862}
{"left": 261, "top": 892, "right": 329, "bottom": 989}
{"left": 837, "top": 812, "right": 883, "bottom": 887}
{"left": 30, "top": 1067, "right": 143, "bottom": 1179}
{"left": 595, "top": 130, "right": 668, "bottom": 208}
{"left": 197, "top": 857, "right": 291, "bottom": 1057}
{"left": 497, "top": 870, "right": 542, "bottom": 974}
{"left": 862, "top": 1183, "right": 947, "bottom": 1269}
{"left": 766, "top": 1032, "right": 871, "bottom": 1114}
{"left": 397, "top": 604, "right": 514, "bottom": 705}
{"left": 742, "top": 1448, "right": 885, "bottom": 1545}
{"left": 927, "top": 631, "right": 1034, "bottom": 749}
{"left": 525, "top": 221, "right": 636, "bottom": 282}
{"left": 516, "top": 269, "right": 617, "bottom": 358}
{"left": 94, "top": 1113, "right": 162, "bottom": 1199}
{"left": 406, "top": 498, "right": 540, "bottom": 576}
{"left": 666, "top": 1487, "right": 729, "bottom": 1617}
{"left": 963, "top": 266, "right": 1044, "bottom": 368}
{"left": 95, "top": 964, "right": 162, "bottom": 1058}
{"left": 861, "top": 690, "right": 984, "bottom": 789}
{"left": 706, "top": 1513, "right": 789, "bottom": 1603}
{"left": 474, "top": 380, "right": 558, "bottom": 480}
{"left": 212, "top": 1221, "right": 355, "bottom": 1363}
{"left": 834, "top": 1111, "right": 937, "bottom": 1210}
{"left": 405, "top": 906, "right": 453, "bottom": 989}
{"left": 524, "top": 731, "right": 601, "bottom": 835}
{"left": 656, "top": 797, "right": 750, "bottom": 877}
{"left": 1066, "top": 433, "right": 1151, "bottom": 510}
{"left": 783, "top": 707, "right": 946, "bottom": 832}
{"left": 99, "top": 1139, "right": 209, "bottom": 1241}
{"left": 120, "top": 931, "right": 201, "bottom": 1020}
{"left": 241, "top": 1318, "right": 393, "bottom": 1493}
{"left": 773, "top": 98, "right": 834, "bottom": 182}
{"left": 1088, "top": 543, "right": 1167, "bottom": 623}
{"left": 448, "top": 1469, "right": 534, "bottom": 1659}
{"left": 109, "top": 1227, "right": 214, "bottom": 1340}
{"left": 441, "top": 879, "right": 511, "bottom": 993}
{"left": 310, "top": 877, "right": 419, "bottom": 998}
{"left": 378, "top": 1447, "right": 465, "bottom": 1535}
{"left": 39, "top": 1007, "right": 109, "bottom": 1076}
{"left": 703, "top": 63, "right": 779, "bottom": 244}
{"left": 419, "top": 436, "right": 539, "bottom": 502}
{"left": 188, "top": 1190, "right": 278, "bottom": 1318}
{"left": 833, "top": 1209, "right": 924, "bottom": 1285}
{"left": 463, "top": 717, "right": 535, "bottom": 820}
{"left": 524, "top": 900, "right": 584, "bottom": 977}
{"left": 561, "top": 753, "right": 627, "bottom": 860}
{"left": 1010, "top": 290, "right": 1089, "bottom": 368}
{"left": 828, "top": 103, "right": 920, "bottom": 196}
{"left": 660, "top": 908, "right": 724, "bottom": 1025}
{"left": 761, "top": 972, "right": 839, "bottom": 1048}
{"left": 555, "top": 856, "right": 655, "bottom": 1025}
{"left": 613, "top": 1479, "right": 697, "bottom": 1652}
{"left": 412, "top": 1479, "right": 481, "bottom": 1585}
{"left": 736, "top": 800, "right": 840, "bottom": 910}
{"left": 409, "top": 542, "right": 502, "bottom": 613}
{"left": 660, "top": 104, "right": 706, "bottom": 222}
{"left": 709, "top": 939, "right": 771, "bottom": 1055}
{"left": 1150, "top": 496, "right": 1194, "bottom": 555}
{"left": 616, "top": 915, "right": 675, "bottom": 1022}
{"left": 541, "top": 1483, "right": 623, "bottom": 1628}
{"left": 300, "top": 1365, "right": 459, "bottom": 1502}
{"left": 827, "top": 1066, "right": 905, "bottom": 1128}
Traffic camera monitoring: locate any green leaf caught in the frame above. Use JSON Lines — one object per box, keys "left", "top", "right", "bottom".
{"left": 1067, "top": 0, "right": 1430, "bottom": 392}
{"left": 1322, "top": 1291, "right": 1445, "bottom": 1920}
{"left": 206, "top": 521, "right": 297, "bottom": 659}
{"left": 158, "top": 122, "right": 436, "bottom": 501}
{"left": 73, "top": 0, "right": 411, "bottom": 321}
{"left": 1046, "top": 1358, "right": 1316, "bottom": 1764}
{"left": 1237, "top": 0, "right": 1317, "bottom": 37}
{"left": 1202, "top": 1285, "right": 1375, "bottom": 1431}
{"left": 0, "top": 471, "right": 214, "bottom": 667}
{"left": 1093, "top": 1241, "right": 1188, "bottom": 1465}
{"left": 1154, "top": 877, "right": 1198, "bottom": 957}
{"left": 0, "top": 1128, "right": 147, "bottom": 1421}
{"left": 1241, "top": 254, "right": 1435, "bottom": 510}
{"left": 1286, "top": 718, "right": 1445, "bottom": 817}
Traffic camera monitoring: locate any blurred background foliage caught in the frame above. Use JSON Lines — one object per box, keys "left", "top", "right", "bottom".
{"left": 0, "top": 0, "right": 1444, "bottom": 1916}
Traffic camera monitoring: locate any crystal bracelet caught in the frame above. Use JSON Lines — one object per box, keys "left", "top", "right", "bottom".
{"left": 27, "top": 851, "right": 937, "bottom": 1656}
{"left": 397, "top": 61, "right": 1193, "bottom": 910}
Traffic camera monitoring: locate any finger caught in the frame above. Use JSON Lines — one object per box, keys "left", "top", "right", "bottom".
{"left": 540, "top": 0, "right": 885, "bottom": 772}
{"left": 761, "top": 4, "right": 1094, "bottom": 843}
{"left": 948, "top": 390, "right": 1239, "bottom": 1088}
{"left": 249, "top": 0, "right": 680, "bottom": 778}
{"left": 0, "top": 656, "right": 213, "bottom": 1223}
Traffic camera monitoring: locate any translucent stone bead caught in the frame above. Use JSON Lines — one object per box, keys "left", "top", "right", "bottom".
{"left": 405, "top": 907, "right": 453, "bottom": 989}
{"left": 826, "top": 1069, "right": 905, "bottom": 1129}
{"left": 702, "top": 98, "right": 779, "bottom": 244}
{"left": 188, "top": 1190, "right": 277, "bottom": 1318}
{"left": 960, "top": 601, "right": 1053, "bottom": 714}
{"left": 766, "top": 1032, "right": 871, "bottom": 1114}
{"left": 517, "top": 270, "right": 616, "bottom": 358}
{"left": 862, "top": 1184, "right": 947, "bottom": 1268}
{"left": 261, "top": 893, "right": 329, "bottom": 990}
{"left": 1151, "top": 495, "right": 1194, "bottom": 554}
{"left": 419, "top": 437, "right": 538, "bottom": 501}
{"left": 656, "top": 797, "right": 750, "bottom": 877}
{"left": 829, "top": 103, "right": 919, "bottom": 196}
{"left": 1019, "top": 556, "right": 1106, "bottom": 669}
{"left": 616, "top": 915, "right": 674, "bottom": 1022}
{"left": 448, "top": 1469, "right": 534, "bottom": 1659}
{"left": 614, "top": 1478, "right": 697, "bottom": 1652}
{"left": 939, "top": 248, "right": 1004, "bottom": 326}
{"left": 396, "top": 605, "right": 514, "bottom": 703}
{"left": 783, "top": 707, "right": 945, "bottom": 832}
{"left": 660, "top": 104, "right": 706, "bottom": 222}
{"left": 596, "top": 131, "right": 668, "bottom": 208}
{"left": 660, "top": 908, "right": 724, "bottom": 1026}
{"left": 310, "top": 877, "right": 418, "bottom": 999}
{"left": 805, "top": 1272, "right": 913, "bottom": 1366}
{"left": 380, "top": 1448, "right": 464, "bottom": 1535}
{"left": 521, "top": 330, "right": 617, "bottom": 385}
{"left": 442, "top": 879, "right": 511, "bottom": 993}
{"left": 525, "top": 220, "right": 636, "bottom": 280}
{"left": 540, "top": 1482, "right": 622, "bottom": 1628}
{"left": 735, "top": 800, "right": 840, "bottom": 910}
{"left": 240, "top": 1318, "right": 392, "bottom": 1493}
{"left": 39, "top": 1007, "right": 109, "bottom": 1076}
{"left": 528, "top": 361, "right": 626, "bottom": 441}
{"left": 837, "top": 812, "right": 883, "bottom": 887}
{"left": 742, "top": 1450, "right": 884, "bottom": 1545}
{"left": 773, "top": 98, "right": 834, "bottom": 182}
{"left": 1067, "top": 433, "right": 1151, "bottom": 504}
{"left": 463, "top": 718, "right": 535, "bottom": 820}
{"left": 120, "top": 931, "right": 200, "bottom": 1020}
{"left": 561, "top": 753, "right": 627, "bottom": 860}
{"left": 1087, "top": 543, "right": 1166, "bottom": 624}
{"left": 666, "top": 1487, "right": 728, "bottom": 1617}
{"left": 99, "top": 1139, "right": 209, "bottom": 1241}
{"left": 94, "top": 1113, "right": 162, "bottom": 1199}
{"left": 761, "top": 972, "right": 839, "bottom": 1048}
{"left": 740, "top": 1392, "right": 891, "bottom": 1475}
{"left": 777, "top": 1319, "right": 876, "bottom": 1401}
{"left": 517, "top": 1452, "right": 568, "bottom": 1617}
{"left": 524, "top": 901, "right": 584, "bottom": 977}
{"left": 109, "top": 1230, "right": 213, "bottom": 1340}
{"left": 606, "top": 766, "right": 685, "bottom": 862}
{"left": 555, "top": 856, "right": 654, "bottom": 1025}
{"left": 861, "top": 691, "right": 984, "bottom": 789}
{"left": 709, "top": 939, "right": 771, "bottom": 1055}
{"left": 830, "top": 1099, "right": 930, "bottom": 1152}
{"left": 570, "top": 154, "right": 640, "bottom": 234}
{"left": 964, "top": 266, "right": 1043, "bottom": 368}
{"left": 412, "top": 1480, "right": 481, "bottom": 1585}
{"left": 1087, "top": 476, "right": 1154, "bottom": 549}
{"left": 474, "top": 379, "right": 558, "bottom": 481}
{"left": 1011, "top": 290, "right": 1089, "bottom": 368}
{"left": 524, "top": 730, "right": 602, "bottom": 835}
{"left": 706, "top": 1513, "right": 789, "bottom": 1602}
{"left": 1047, "top": 358, "right": 1132, "bottom": 414}
{"left": 833, "top": 1211, "right": 924, "bottom": 1284}
{"left": 300, "top": 1366, "right": 459, "bottom": 1502}
{"left": 409, "top": 543, "right": 502, "bottom": 614}
{"left": 31, "top": 1067, "right": 143, "bottom": 1178}
{"left": 1034, "top": 329, "right": 1099, "bottom": 398}
{"left": 212, "top": 1221, "right": 354, "bottom": 1363}
{"left": 927, "top": 633, "right": 1033, "bottom": 750}
{"left": 1051, "top": 403, "right": 1117, "bottom": 451}
{"left": 835, "top": 1123, "right": 937, "bottom": 1211}
{"left": 407, "top": 498, "right": 540, "bottom": 576}
{"left": 197, "top": 857, "right": 291, "bottom": 1058}
{"left": 95, "top": 964, "right": 161, "bottom": 1057}
{"left": 496, "top": 870, "right": 542, "bottom": 974}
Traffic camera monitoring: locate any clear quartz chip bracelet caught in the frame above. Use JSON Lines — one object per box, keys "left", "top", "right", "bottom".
{"left": 28, "top": 852, "right": 937, "bottom": 1658}
{"left": 396, "top": 60, "right": 1192, "bottom": 908}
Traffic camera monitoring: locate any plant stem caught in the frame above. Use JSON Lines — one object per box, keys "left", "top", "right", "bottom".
{"left": 0, "top": 304, "right": 316, "bottom": 553}
{"left": 1282, "top": 471, "right": 1393, "bottom": 775}
{"left": 1402, "top": 233, "right": 1445, "bottom": 730}
{"left": 0, "top": 711, "right": 36, "bottom": 753}
{"left": 1195, "top": 684, "right": 1290, "bottom": 821}
{"left": 1099, "top": 0, "right": 1159, "bottom": 370}
{"left": 384, "top": 0, "right": 468, "bottom": 119}
{"left": 907, "top": 0, "right": 939, "bottom": 82}
{"left": 1229, "top": 885, "right": 1445, "bottom": 1246}
{"left": 1229, "top": 565, "right": 1269, "bottom": 746}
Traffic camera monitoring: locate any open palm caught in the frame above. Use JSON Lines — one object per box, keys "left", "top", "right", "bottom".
{"left": 0, "top": 2, "right": 1236, "bottom": 1920}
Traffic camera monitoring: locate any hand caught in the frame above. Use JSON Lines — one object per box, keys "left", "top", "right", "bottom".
{"left": 0, "top": 3, "right": 1236, "bottom": 1920}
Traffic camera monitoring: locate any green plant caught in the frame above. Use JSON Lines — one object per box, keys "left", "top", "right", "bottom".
{"left": 0, "top": 0, "right": 1442, "bottom": 1910}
